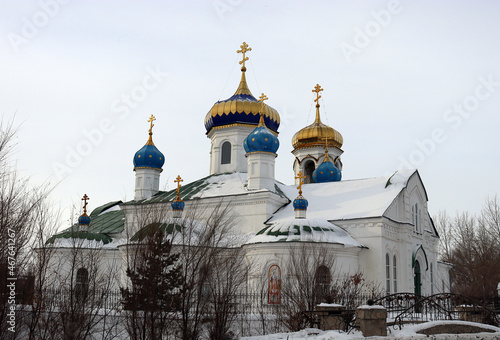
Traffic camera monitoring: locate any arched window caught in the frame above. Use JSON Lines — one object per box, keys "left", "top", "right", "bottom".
{"left": 76, "top": 268, "right": 89, "bottom": 298}
{"left": 304, "top": 160, "right": 315, "bottom": 184}
{"left": 221, "top": 141, "right": 231, "bottom": 164}
{"left": 315, "top": 265, "right": 331, "bottom": 304}
{"left": 385, "top": 253, "right": 390, "bottom": 293}
{"left": 268, "top": 265, "right": 281, "bottom": 305}
{"left": 393, "top": 255, "right": 397, "bottom": 293}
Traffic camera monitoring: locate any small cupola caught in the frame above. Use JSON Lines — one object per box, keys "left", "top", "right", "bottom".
{"left": 293, "top": 172, "right": 308, "bottom": 219}
{"left": 78, "top": 194, "right": 91, "bottom": 231}
{"left": 171, "top": 175, "right": 185, "bottom": 218}
{"left": 244, "top": 94, "right": 280, "bottom": 191}
{"left": 134, "top": 115, "right": 164, "bottom": 201}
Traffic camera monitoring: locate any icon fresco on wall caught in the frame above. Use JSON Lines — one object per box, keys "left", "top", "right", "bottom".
{"left": 268, "top": 264, "right": 281, "bottom": 304}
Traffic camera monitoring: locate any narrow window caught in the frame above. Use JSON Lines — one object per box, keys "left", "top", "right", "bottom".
{"left": 393, "top": 255, "right": 397, "bottom": 293}
{"left": 314, "top": 265, "right": 331, "bottom": 304}
{"left": 76, "top": 268, "right": 89, "bottom": 298}
{"left": 268, "top": 265, "right": 281, "bottom": 304}
{"left": 385, "top": 253, "right": 390, "bottom": 294}
{"left": 430, "top": 263, "right": 434, "bottom": 295}
{"left": 221, "top": 141, "right": 231, "bottom": 164}
{"left": 414, "top": 203, "right": 420, "bottom": 233}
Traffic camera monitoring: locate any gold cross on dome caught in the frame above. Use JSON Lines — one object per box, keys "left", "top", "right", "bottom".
{"left": 312, "top": 84, "right": 323, "bottom": 105}
{"left": 237, "top": 42, "right": 252, "bottom": 69}
{"left": 174, "top": 175, "right": 183, "bottom": 200}
{"left": 82, "top": 194, "right": 89, "bottom": 214}
{"left": 148, "top": 114, "right": 156, "bottom": 134}
{"left": 295, "top": 171, "right": 306, "bottom": 196}
{"left": 258, "top": 93, "right": 268, "bottom": 112}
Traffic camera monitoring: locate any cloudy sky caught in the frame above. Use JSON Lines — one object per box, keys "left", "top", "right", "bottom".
{"left": 1, "top": 0, "right": 500, "bottom": 228}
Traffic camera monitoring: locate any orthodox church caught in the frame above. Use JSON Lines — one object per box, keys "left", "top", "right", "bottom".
{"left": 47, "top": 42, "right": 451, "bottom": 300}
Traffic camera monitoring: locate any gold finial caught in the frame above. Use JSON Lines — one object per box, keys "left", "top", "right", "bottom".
{"left": 312, "top": 84, "right": 323, "bottom": 108}
{"left": 295, "top": 171, "right": 306, "bottom": 196}
{"left": 237, "top": 42, "right": 252, "bottom": 71}
{"left": 174, "top": 175, "right": 183, "bottom": 201}
{"left": 257, "top": 93, "right": 268, "bottom": 126}
{"left": 324, "top": 134, "right": 330, "bottom": 162}
{"left": 312, "top": 84, "right": 324, "bottom": 124}
{"left": 146, "top": 114, "right": 156, "bottom": 145}
{"left": 82, "top": 194, "right": 89, "bottom": 215}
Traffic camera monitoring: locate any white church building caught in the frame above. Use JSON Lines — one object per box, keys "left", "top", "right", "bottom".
{"left": 47, "top": 43, "right": 451, "bottom": 301}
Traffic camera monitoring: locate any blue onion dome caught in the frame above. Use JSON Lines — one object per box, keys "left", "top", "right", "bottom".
{"left": 293, "top": 195, "right": 308, "bottom": 211}
{"left": 171, "top": 200, "right": 185, "bottom": 211}
{"left": 312, "top": 150, "right": 341, "bottom": 183}
{"left": 244, "top": 113, "right": 279, "bottom": 154}
{"left": 133, "top": 115, "right": 165, "bottom": 171}
{"left": 78, "top": 214, "right": 91, "bottom": 225}
{"left": 204, "top": 43, "right": 280, "bottom": 135}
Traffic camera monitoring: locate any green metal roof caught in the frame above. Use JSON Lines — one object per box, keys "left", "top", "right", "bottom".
{"left": 122, "top": 173, "right": 289, "bottom": 206}
{"left": 130, "top": 222, "right": 183, "bottom": 242}
{"left": 46, "top": 201, "right": 124, "bottom": 244}
{"left": 123, "top": 174, "right": 219, "bottom": 205}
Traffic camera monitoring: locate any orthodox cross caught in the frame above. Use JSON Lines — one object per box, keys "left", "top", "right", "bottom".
{"left": 237, "top": 42, "right": 252, "bottom": 69}
{"left": 148, "top": 114, "right": 156, "bottom": 135}
{"left": 174, "top": 175, "right": 183, "bottom": 200}
{"left": 295, "top": 171, "right": 306, "bottom": 196}
{"left": 258, "top": 93, "right": 268, "bottom": 113}
{"left": 257, "top": 93, "right": 268, "bottom": 125}
{"left": 312, "top": 84, "right": 323, "bottom": 106}
{"left": 82, "top": 194, "right": 89, "bottom": 214}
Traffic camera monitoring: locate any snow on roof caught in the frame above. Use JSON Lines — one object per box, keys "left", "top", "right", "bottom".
{"left": 246, "top": 218, "right": 363, "bottom": 247}
{"left": 128, "top": 170, "right": 416, "bottom": 223}
{"left": 272, "top": 170, "right": 416, "bottom": 222}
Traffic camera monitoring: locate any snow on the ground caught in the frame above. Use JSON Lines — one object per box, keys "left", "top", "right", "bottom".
{"left": 240, "top": 328, "right": 364, "bottom": 340}
{"left": 240, "top": 321, "right": 500, "bottom": 339}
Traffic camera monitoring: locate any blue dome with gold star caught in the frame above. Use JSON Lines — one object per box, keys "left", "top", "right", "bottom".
{"left": 293, "top": 196, "right": 308, "bottom": 210}
{"left": 78, "top": 214, "right": 91, "bottom": 225}
{"left": 312, "top": 152, "right": 341, "bottom": 183}
{"left": 133, "top": 143, "right": 164, "bottom": 171}
{"left": 204, "top": 43, "right": 280, "bottom": 135}
{"left": 133, "top": 115, "right": 165, "bottom": 171}
{"left": 244, "top": 114, "right": 279, "bottom": 154}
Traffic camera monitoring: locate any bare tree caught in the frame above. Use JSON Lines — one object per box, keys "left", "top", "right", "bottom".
{"left": 122, "top": 200, "right": 246, "bottom": 340}
{"left": 280, "top": 243, "right": 338, "bottom": 331}
{"left": 435, "top": 198, "right": 500, "bottom": 300}
{"left": 0, "top": 119, "right": 61, "bottom": 339}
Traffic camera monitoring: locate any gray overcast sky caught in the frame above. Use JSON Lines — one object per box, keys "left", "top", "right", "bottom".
{"left": 1, "top": 0, "right": 500, "bottom": 227}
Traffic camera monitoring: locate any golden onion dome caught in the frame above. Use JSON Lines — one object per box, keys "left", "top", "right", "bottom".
{"left": 292, "top": 85, "right": 343, "bottom": 150}
{"left": 204, "top": 42, "right": 280, "bottom": 135}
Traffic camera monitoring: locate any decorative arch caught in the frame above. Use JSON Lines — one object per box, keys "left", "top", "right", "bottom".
{"left": 303, "top": 160, "right": 315, "bottom": 184}
{"left": 268, "top": 264, "right": 281, "bottom": 305}
{"left": 412, "top": 244, "right": 428, "bottom": 271}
